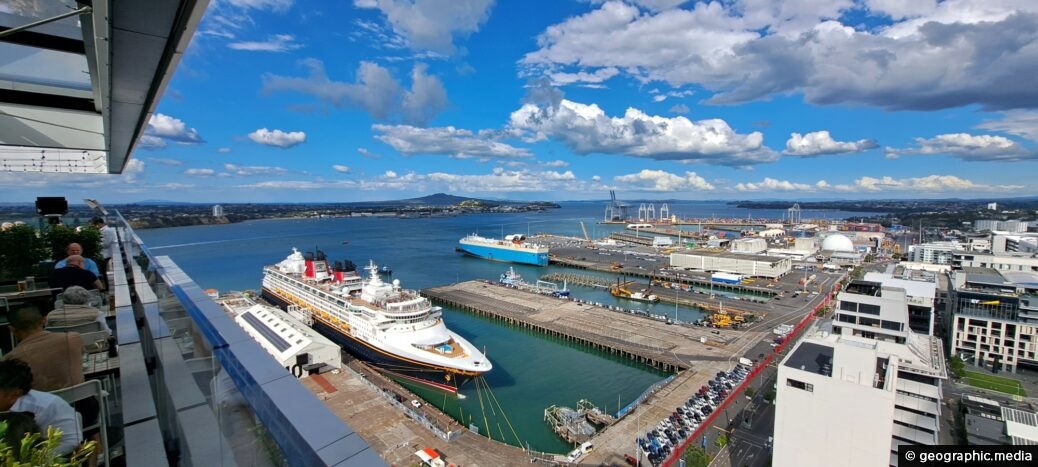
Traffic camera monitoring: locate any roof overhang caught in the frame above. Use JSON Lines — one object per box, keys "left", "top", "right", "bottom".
{"left": 0, "top": 0, "right": 209, "bottom": 174}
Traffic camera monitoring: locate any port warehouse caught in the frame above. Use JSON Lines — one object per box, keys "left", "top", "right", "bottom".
{"left": 669, "top": 250, "right": 793, "bottom": 278}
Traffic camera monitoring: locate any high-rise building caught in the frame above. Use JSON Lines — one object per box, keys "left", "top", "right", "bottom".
{"left": 863, "top": 270, "right": 939, "bottom": 336}
{"left": 773, "top": 326, "right": 947, "bottom": 467}
{"left": 975, "top": 220, "right": 1001, "bottom": 231}
{"left": 213, "top": 204, "right": 224, "bottom": 217}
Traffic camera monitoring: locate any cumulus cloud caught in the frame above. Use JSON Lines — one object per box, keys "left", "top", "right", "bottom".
{"left": 248, "top": 128, "right": 307, "bottom": 148}
{"left": 885, "top": 133, "right": 1034, "bottom": 161}
{"left": 223, "top": 163, "right": 288, "bottom": 175}
{"left": 614, "top": 169, "right": 715, "bottom": 191}
{"left": 520, "top": 1, "right": 1038, "bottom": 111}
{"left": 508, "top": 98, "right": 774, "bottom": 166}
{"left": 228, "top": 33, "right": 301, "bottom": 52}
{"left": 354, "top": 0, "right": 494, "bottom": 54}
{"left": 373, "top": 124, "right": 531, "bottom": 159}
{"left": 263, "top": 59, "right": 448, "bottom": 126}
{"left": 184, "top": 168, "right": 215, "bottom": 176}
{"left": 333, "top": 165, "right": 350, "bottom": 173}
{"left": 839, "top": 174, "right": 1019, "bottom": 192}
{"left": 142, "top": 114, "right": 203, "bottom": 149}
{"left": 784, "top": 131, "right": 878, "bottom": 157}
{"left": 736, "top": 178, "right": 814, "bottom": 192}
{"left": 228, "top": 0, "right": 293, "bottom": 11}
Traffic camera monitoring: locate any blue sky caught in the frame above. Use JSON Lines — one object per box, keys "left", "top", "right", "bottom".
{"left": 9, "top": 0, "right": 1038, "bottom": 203}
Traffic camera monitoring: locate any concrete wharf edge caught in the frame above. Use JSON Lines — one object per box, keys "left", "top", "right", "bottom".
{"left": 424, "top": 280, "right": 689, "bottom": 373}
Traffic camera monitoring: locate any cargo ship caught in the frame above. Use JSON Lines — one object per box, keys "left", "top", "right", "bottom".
{"left": 262, "top": 248, "right": 491, "bottom": 392}
{"left": 457, "top": 233, "right": 549, "bottom": 266}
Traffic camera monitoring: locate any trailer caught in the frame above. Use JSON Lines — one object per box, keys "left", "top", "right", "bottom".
{"left": 711, "top": 272, "right": 743, "bottom": 284}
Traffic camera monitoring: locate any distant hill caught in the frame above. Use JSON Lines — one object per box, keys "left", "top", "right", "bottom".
{"left": 347, "top": 193, "right": 553, "bottom": 208}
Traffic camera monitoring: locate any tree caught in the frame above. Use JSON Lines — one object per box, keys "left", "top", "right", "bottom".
{"left": 0, "top": 224, "right": 46, "bottom": 280}
{"left": 716, "top": 433, "right": 728, "bottom": 447}
{"left": 949, "top": 355, "right": 966, "bottom": 378}
{"left": 744, "top": 387, "right": 756, "bottom": 398}
{"left": 682, "top": 445, "right": 712, "bottom": 467}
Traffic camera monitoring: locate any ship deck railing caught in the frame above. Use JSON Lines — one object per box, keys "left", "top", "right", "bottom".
{"left": 111, "top": 211, "right": 385, "bottom": 466}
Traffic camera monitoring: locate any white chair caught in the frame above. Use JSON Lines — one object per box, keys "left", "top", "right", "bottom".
{"left": 51, "top": 379, "right": 109, "bottom": 466}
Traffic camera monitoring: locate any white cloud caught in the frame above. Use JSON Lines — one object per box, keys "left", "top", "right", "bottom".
{"left": 614, "top": 169, "right": 715, "bottom": 191}
{"left": 228, "top": 33, "right": 301, "bottom": 52}
{"left": 542, "top": 159, "right": 569, "bottom": 167}
{"left": 669, "top": 103, "right": 690, "bottom": 114}
{"left": 508, "top": 98, "right": 774, "bottom": 166}
{"left": 354, "top": 0, "right": 494, "bottom": 54}
{"left": 144, "top": 113, "right": 203, "bottom": 146}
{"left": 263, "top": 59, "right": 448, "bottom": 125}
{"left": 845, "top": 175, "right": 1019, "bottom": 192}
{"left": 521, "top": 1, "right": 1038, "bottom": 111}
{"left": 885, "top": 133, "right": 1034, "bottom": 161}
{"left": 248, "top": 128, "right": 307, "bottom": 148}
{"left": 218, "top": 147, "right": 232, "bottom": 154}
{"left": 547, "top": 67, "right": 620, "bottom": 86}
{"left": 227, "top": 0, "right": 292, "bottom": 11}
{"left": 784, "top": 131, "right": 878, "bottom": 156}
{"left": 333, "top": 165, "right": 350, "bottom": 173}
{"left": 222, "top": 163, "right": 288, "bottom": 175}
{"left": 184, "top": 168, "right": 215, "bottom": 176}
{"left": 373, "top": 124, "right": 531, "bottom": 159}
{"left": 976, "top": 110, "right": 1038, "bottom": 143}
{"left": 147, "top": 158, "right": 182, "bottom": 166}
{"left": 736, "top": 178, "right": 814, "bottom": 192}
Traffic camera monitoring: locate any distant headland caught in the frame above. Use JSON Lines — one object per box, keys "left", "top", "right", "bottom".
{"left": 0, "top": 194, "right": 560, "bottom": 229}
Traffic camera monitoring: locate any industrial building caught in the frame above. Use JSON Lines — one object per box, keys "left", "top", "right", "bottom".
{"left": 669, "top": 250, "right": 791, "bottom": 278}
{"left": 773, "top": 326, "right": 947, "bottom": 467}
{"left": 960, "top": 395, "right": 1038, "bottom": 446}
{"left": 730, "top": 237, "right": 767, "bottom": 254}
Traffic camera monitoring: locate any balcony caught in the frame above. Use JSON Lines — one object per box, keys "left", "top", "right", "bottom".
{"left": 101, "top": 212, "right": 385, "bottom": 465}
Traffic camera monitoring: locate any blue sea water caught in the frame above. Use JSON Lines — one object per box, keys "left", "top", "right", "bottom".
{"left": 135, "top": 200, "right": 875, "bottom": 453}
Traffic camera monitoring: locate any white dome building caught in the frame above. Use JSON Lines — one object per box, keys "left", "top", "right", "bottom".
{"left": 821, "top": 234, "right": 854, "bottom": 252}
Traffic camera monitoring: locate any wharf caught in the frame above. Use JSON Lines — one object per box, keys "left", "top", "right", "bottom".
{"left": 301, "top": 359, "right": 542, "bottom": 466}
{"left": 425, "top": 280, "right": 764, "bottom": 374}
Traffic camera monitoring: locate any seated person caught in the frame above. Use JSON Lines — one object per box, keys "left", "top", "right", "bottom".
{"left": 49, "top": 255, "right": 104, "bottom": 293}
{"left": 4, "top": 305, "right": 83, "bottom": 392}
{"left": 53, "top": 243, "right": 100, "bottom": 277}
{"left": 0, "top": 359, "right": 82, "bottom": 456}
{"left": 47, "top": 286, "right": 111, "bottom": 335}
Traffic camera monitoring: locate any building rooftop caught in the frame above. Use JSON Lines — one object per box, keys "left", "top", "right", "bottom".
{"left": 783, "top": 342, "right": 834, "bottom": 377}
{"left": 1003, "top": 407, "right": 1038, "bottom": 445}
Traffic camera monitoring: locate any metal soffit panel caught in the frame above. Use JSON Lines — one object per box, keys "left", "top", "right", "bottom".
{"left": 0, "top": 1, "right": 209, "bottom": 174}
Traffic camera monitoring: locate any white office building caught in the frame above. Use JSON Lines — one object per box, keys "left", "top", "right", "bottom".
{"left": 212, "top": 204, "right": 224, "bottom": 217}
{"left": 833, "top": 280, "right": 913, "bottom": 343}
{"left": 864, "top": 270, "right": 939, "bottom": 336}
{"left": 774, "top": 327, "right": 947, "bottom": 467}
{"left": 951, "top": 251, "right": 1038, "bottom": 272}
{"left": 975, "top": 220, "right": 1001, "bottom": 231}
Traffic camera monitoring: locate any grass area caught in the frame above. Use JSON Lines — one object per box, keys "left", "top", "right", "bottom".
{"left": 962, "top": 370, "right": 1027, "bottom": 397}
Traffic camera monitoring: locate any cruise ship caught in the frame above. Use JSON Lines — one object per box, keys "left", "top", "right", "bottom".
{"left": 457, "top": 233, "right": 549, "bottom": 266}
{"left": 261, "top": 248, "right": 491, "bottom": 392}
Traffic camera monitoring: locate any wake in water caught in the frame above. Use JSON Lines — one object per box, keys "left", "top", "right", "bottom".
{"left": 148, "top": 230, "right": 343, "bottom": 250}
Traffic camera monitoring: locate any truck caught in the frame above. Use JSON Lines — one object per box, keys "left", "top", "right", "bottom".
{"left": 738, "top": 357, "right": 753, "bottom": 367}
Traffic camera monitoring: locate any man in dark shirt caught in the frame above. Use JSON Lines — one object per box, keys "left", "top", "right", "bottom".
{"left": 49, "top": 255, "right": 104, "bottom": 292}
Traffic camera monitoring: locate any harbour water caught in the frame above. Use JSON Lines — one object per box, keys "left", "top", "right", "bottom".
{"left": 136, "top": 200, "right": 875, "bottom": 453}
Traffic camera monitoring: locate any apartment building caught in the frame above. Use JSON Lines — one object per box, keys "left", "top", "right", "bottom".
{"left": 774, "top": 327, "right": 947, "bottom": 467}
{"left": 907, "top": 241, "right": 965, "bottom": 265}
{"left": 947, "top": 268, "right": 1038, "bottom": 373}
{"left": 863, "top": 271, "right": 939, "bottom": 336}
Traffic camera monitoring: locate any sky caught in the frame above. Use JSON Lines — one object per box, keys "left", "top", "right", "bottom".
{"left": 8, "top": 0, "right": 1038, "bottom": 203}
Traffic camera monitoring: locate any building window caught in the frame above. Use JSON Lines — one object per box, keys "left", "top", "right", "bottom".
{"left": 787, "top": 378, "right": 813, "bottom": 392}
{"left": 881, "top": 320, "right": 903, "bottom": 331}
{"left": 859, "top": 303, "right": 881, "bottom": 315}
{"left": 838, "top": 314, "right": 856, "bottom": 324}
{"left": 860, "top": 317, "right": 881, "bottom": 327}
{"left": 840, "top": 301, "right": 857, "bottom": 312}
